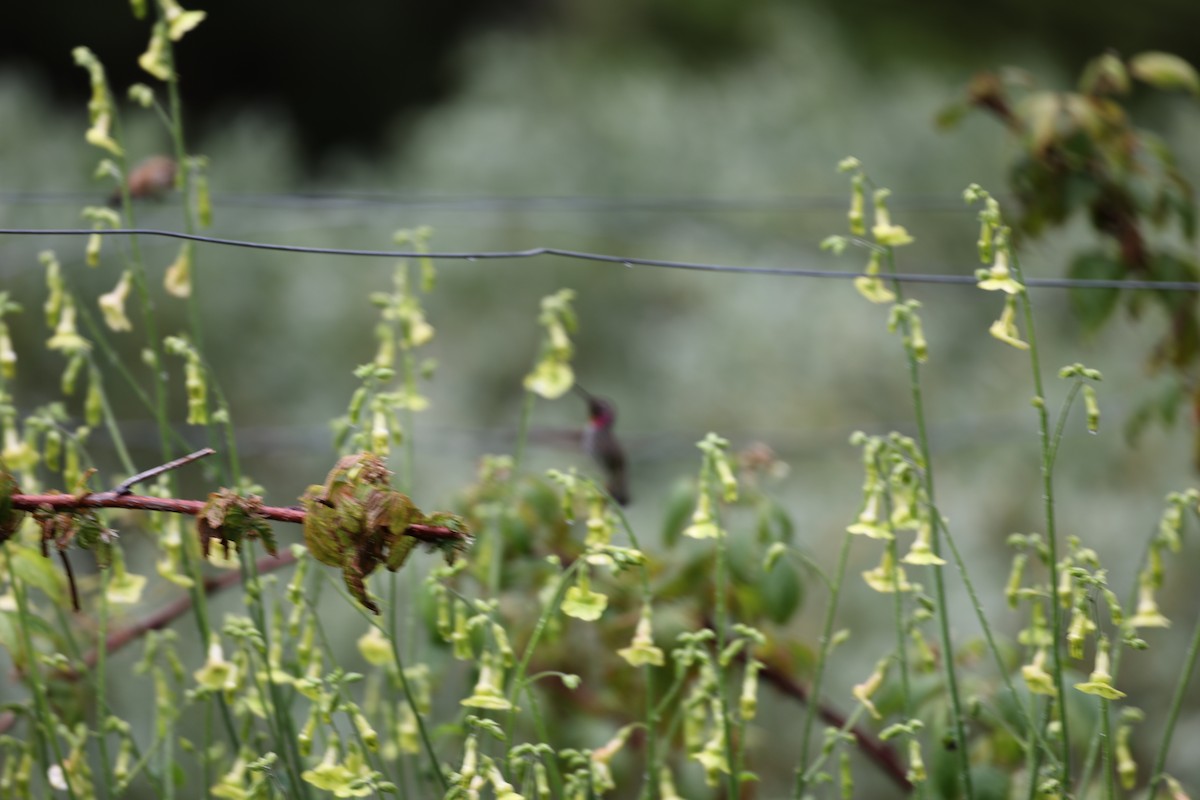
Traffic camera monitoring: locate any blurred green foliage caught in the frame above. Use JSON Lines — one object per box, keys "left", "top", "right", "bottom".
{"left": 4, "top": 4, "right": 1200, "bottom": 794}
{"left": 943, "top": 52, "right": 1200, "bottom": 464}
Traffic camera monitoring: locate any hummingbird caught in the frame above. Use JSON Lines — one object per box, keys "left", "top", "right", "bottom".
{"left": 575, "top": 385, "right": 630, "bottom": 505}
{"left": 108, "top": 155, "right": 177, "bottom": 207}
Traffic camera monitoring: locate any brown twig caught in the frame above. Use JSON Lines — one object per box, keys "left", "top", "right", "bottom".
{"left": 69, "top": 549, "right": 300, "bottom": 681}
{"left": 9, "top": 492, "right": 466, "bottom": 545}
{"left": 110, "top": 447, "right": 216, "bottom": 495}
{"left": 0, "top": 490, "right": 468, "bottom": 734}
{"left": 699, "top": 614, "right": 912, "bottom": 793}
{"left": 755, "top": 657, "right": 913, "bottom": 792}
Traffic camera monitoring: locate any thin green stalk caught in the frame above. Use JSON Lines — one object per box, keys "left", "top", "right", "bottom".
{"left": 885, "top": 248, "right": 974, "bottom": 798}
{"left": 386, "top": 622, "right": 447, "bottom": 792}
{"left": 323, "top": 569, "right": 443, "bottom": 794}
{"left": 607, "top": 497, "right": 660, "bottom": 800}
{"left": 522, "top": 684, "right": 565, "bottom": 796}
{"left": 712, "top": 512, "right": 739, "bottom": 800}
{"left": 935, "top": 516, "right": 1053, "bottom": 767}
{"left": 202, "top": 702, "right": 213, "bottom": 797}
{"left": 94, "top": 570, "right": 114, "bottom": 800}
{"left": 112, "top": 733, "right": 165, "bottom": 796}
{"left": 105, "top": 93, "right": 172, "bottom": 470}
{"left": 800, "top": 702, "right": 870, "bottom": 786}
{"left": 105, "top": 67, "right": 240, "bottom": 761}
{"left": 73, "top": 301, "right": 201, "bottom": 462}
{"left": 161, "top": 705, "right": 175, "bottom": 800}
{"left": 1099, "top": 701, "right": 1115, "bottom": 800}
{"left": 84, "top": 357, "right": 136, "bottom": 477}
{"left": 396, "top": 301, "right": 423, "bottom": 666}
{"left": 878, "top": 476, "right": 923, "bottom": 800}
{"left": 793, "top": 528, "right": 853, "bottom": 798}
{"left": 311, "top": 602, "right": 398, "bottom": 791}
{"left": 1046, "top": 381, "right": 1083, "bottom": 472}
{"left": 7, "top": 558, "right": 77, "bottom": 800}
{"left": 1025, "top": 699, "right": 1057, "bottom": 800}
{"left": 505, "top": 558, "right": 584, "bottom": 734}
{"left": 153, "top": 5, "right": 242, "bottom": 489}
{"left": 652, "top": 666, "right": 692, "bottom": 742}
{"left": 1147, "top": 586, "right": 1200, "bottom": 796}
{"left": 1085, "top": 520, "right": 1173, "bottom": 791}
{"left": 640, "top": 661, "right": 659, "bottom": 800}
{"left": 237, "top": 556, "right": 313, "bottom": 799}
{"left": 1009, "top": 250, "right": 1071, "bottom": 784}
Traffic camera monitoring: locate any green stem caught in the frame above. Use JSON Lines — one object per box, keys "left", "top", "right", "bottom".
{"left": 1046, "top": 381, "right": 1083, "bottom": 472}
{"left": 105, "top": 50, "right": 240, "bottom": 762}
{"left": 639, "top": 662, "right": 659, "bottom": 800}
{"left": 105, "top": 78, "right": 171, "bottom": 471}
{"left": 161, "top": 708, "right": 175, "bottom": 800}
{"left": 238, "top": 555, "right": 313, "bottom": 799}
{"left": 7, "top": 553, "right": 78, "bottom": 800}
{"left": 74, "top": 301, "right": 199, "bottom": 461}
{"left": 885, "top": 248, "right": 974, "bottom": 798}
{"left": 1147, "top": 594, "right": 1200, "bottom": 796}
{"left": 793, "top": 529, "right": 853, "bottom": 798}
{"left": 387, "top": 622, "right": 447, "bottom": 792}
{"left": 1009, "top": 250, "right": 1071, "bottom": 785}
{"left": 1025, "top": 699, "right": 1052, "bottom": 800}
{"left": 155, "top": 5, "right": 241, "bottom": 489}
{"left": 85, "top": 359, "right": 136, "bottom": 477}
{"left": 877, "top": 472, "right": 922, "bottom": 800}
{"left": 800, "top": 703, "right": 870, "bottom": 786}
{"left": 505, "top": 558, "right": 583, "bottom": 734}
{"left": 94, "top": 570, "right": 114, "bottom": 800}
{"left": 607, "top": 500, "right": 659, "bottom": 800}
{"left": 522, "top": 686, "right": 564, "bottom": 797}
{"left": 936, "top": 516, "right": 1053, "bottom": 767}
{"left": 713, "top": 508, "right": 740, "bottom": 800}
{"left": 324, "top": 566, "right": 443, "bottom": 791}
{"left": 1099, "top": 700, "right": 1115, "bottom": 800}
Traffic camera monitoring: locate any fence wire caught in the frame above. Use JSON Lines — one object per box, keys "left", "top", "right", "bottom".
{"left": 3, "top": 227, "right": 1199, "bottom": 291}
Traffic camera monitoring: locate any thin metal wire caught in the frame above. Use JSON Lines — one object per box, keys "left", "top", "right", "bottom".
{"left": 3, "top": 226, "right": 1200, "bottom": 291}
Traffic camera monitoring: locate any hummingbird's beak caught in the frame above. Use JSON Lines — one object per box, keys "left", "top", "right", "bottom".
{"left": 573, "top": 383, "right": 595, "bottom": 403}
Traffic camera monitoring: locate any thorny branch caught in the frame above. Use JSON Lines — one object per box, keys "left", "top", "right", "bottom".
{"left": 8, "top": 491, "right": 464, "bottom": 543}
{"left": 0, "top": 480, "right": 469, "bottom": 735}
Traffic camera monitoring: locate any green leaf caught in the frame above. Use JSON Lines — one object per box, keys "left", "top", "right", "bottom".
{"left": 1067, "top": 251, "right": 1123, "bottom": 332}
{"left": 755, "top": 499, "right": 795, "bottom": 545}
{"left": 726, "top": 532, "right": 760, "bottom": 585}
{"left": 760, "top": 559, "right": 803, "bottom": 625}
{"left": 11, "top": 546, "right": 67, "bottom": 606}
{"left": 968, "top": 764, "right": 1014, "bottom": 800}
{"left": 660, "top": 480, "right": 696, "bottom": 549}
{"left": 1079, "top": 53, "right": 1130, "bottom": 96}
{"left": 1130, "top": 52, "right": 1200, "bottom": 95}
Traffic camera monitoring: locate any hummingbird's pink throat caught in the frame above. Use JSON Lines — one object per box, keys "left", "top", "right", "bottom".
{"left": 590, "top": 409, "right": 615, "bottom": 427}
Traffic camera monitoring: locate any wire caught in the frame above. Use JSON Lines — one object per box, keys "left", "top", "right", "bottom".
{"left": 2, "top": 226, "right": 1199, "bottom": 291}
